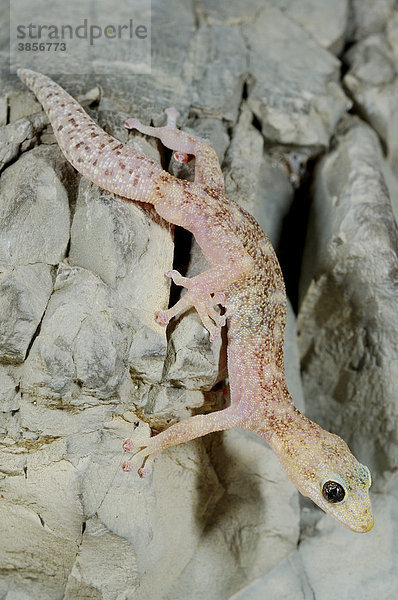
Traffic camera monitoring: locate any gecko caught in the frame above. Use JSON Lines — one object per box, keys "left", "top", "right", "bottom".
{"left": 17, "top": 68, "right": 373, "bottom": 533}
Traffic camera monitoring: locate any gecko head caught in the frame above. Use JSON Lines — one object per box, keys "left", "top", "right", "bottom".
{"left": 271, "top": 423, "right": 374, "bottom": 533}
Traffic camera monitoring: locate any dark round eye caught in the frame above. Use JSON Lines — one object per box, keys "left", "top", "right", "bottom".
{"left": 322, "top": 481, "right": 345, "bottom": 503}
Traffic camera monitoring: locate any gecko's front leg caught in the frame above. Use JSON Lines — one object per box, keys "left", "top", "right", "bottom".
{"left": 125, "top": 107, "right": 225, "bottom": 191}
{"left": 125, "top": 107, "right": 191, "bottom": 164}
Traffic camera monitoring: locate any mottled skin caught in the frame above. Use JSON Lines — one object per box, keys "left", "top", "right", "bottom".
{"left": 18, "top": 69, "right": 373, "bottom": 532}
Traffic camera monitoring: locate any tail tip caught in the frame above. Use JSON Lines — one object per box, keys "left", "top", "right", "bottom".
{"left": 17, "top": 67, "right": 36, "bottom": 84}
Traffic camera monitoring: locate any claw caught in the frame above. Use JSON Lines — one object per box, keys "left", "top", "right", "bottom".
{"left": 212, "top": 291, "right": 226, "bottom": 306}
{"left": 138, "top": 466, "right": 152, "bottom": 478}
{"left": 209, "top": 327, "right": 221, "bottom": 343}
{"left": 123, "top": 438, "right": 135, "bottom": 451}
{"left": 173, "top": 151, "right": 189, "bottom": 163}
{"left": 155, "top": 309, "right": 170, "bottom": 326}
{"left": 122, "top": 460, "right": 135, "bottom": 471}
{"left": 164, "top": 107, "right": 180, "bottom": 128}
{"left": 124, "top": 118, "right": 140, "bottom": 130}
{"left": 166, "top": 269, "right": 187, "bottom": 285}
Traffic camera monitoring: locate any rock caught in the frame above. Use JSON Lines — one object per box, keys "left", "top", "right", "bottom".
{"left": 162, "top": 311, "right": 224, "bottom": 390}
{"left": 0, "top": 95, "right": 7, "bottom": 126}
{"left": 0, "top": 439, "right": 83, "bottom": 600}
{"left": 230, "top": 550, "right": 312, "bottom": 600}
{"left": 132, "top": 384, "right": 218, "bottom": 427}
{"left": 80, "top": 413, "right": 224, "bottom": 600}
{"left": 242, "top": 6, "right": 350, "bottom": 151}
{"left": 191, "top": 25, "right": 247, "bottom": 123}
{"left": 0, "top": 364, "right": 21, "bottom": 443}
{"left": 8, "top": 90, "right": 42, "bottom": 122}
{"left": 0, "top": 113, "right": 48, "bottom": 172}
{"left": 199, "top": 0, "right": 349, "bottom": 53}
{"left": 0, "top": 145, "right": 73, "bottom": 263}
{"left": 164, "top": 428, "right": 300, "bottom": 600}
{"left": 348, "top": 0, "right": 396, "bottom": 41}
{"left": 64, "top": 516, "right": 139, "bottom": 599}
{"left": 21, "top": 263, "right": 133, "bottom": 403}
{"left": 272, "top": 0, "right": 349, "bottom": 54}
{"left": 87, "top": 0, "right": 196, "bottom": 126}
{"left": 167, "top": 0, "right": 352, "bottom": 149}
{"left": 0, "top": 262, "right": 54, "bottom": 363}
{"left": 224, "top": 104, "right": 295, "bottom": 248}
{"left": 68, "top": 177, "right": 174, "bottom": 384}
{"left": 344, "top": 15, "right": 398, "bottom": 176}
{"left": 298, "top": 116, "right": 398, "bottom": 473}
{"left": 231, "top": 472, "right": 398, "bottom": 600}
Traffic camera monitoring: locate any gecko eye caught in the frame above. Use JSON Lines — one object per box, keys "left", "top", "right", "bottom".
{"left": 322, "top": 480, "right": 346, "bottom": 503}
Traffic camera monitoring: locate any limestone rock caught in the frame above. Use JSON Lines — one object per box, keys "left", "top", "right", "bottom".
{"left": 224, "top": 104, "right": 294, "bottom": 248}
{"left": 21, "top": 263, "right": 133, "bottom": 403}
{"left": 0, "top": 95, "right": 7, "bottom": 126}
{"left": 0, "top": 145, "right": 73, "bottom": 264}
{"left": 164, "top": 428, "right": 300, "bottom": 600}
{"left": 80, "top": 413, "right": 224, "bottom": 600}
{"left": 132, "top": 384, "right": 216, "bottom": 427}
{"left": 348, "top": 0, "right": 396, "bottom": 41}
{"left": 243, "top": 6, "right": 350, "bottom": 151}
{"left": 64, "top": 517, "right": 139, "bottom": 599}
{"left": 272, "top": 0, "right": 349, "bottom": 54}
{"left": 0, "top": 262, "right": 54, "bottom": 363}
{"left": 162, "top": 312, "right": 224, "bottom": 390}
{"left": 0, "top": 113, "right": 48, "bottom": 172}
{"left": 199, "top": 0, "right": 349, "bottom": 53}
{"left": 0, "top": 364, "right": 21, "bottom": 443}
{"left": 0, "top": 439, "right": 83, "bottom": 600}
{"left": 298, "top": 117, "right": 398, "bottom": 473}
{"left": 232, "top": 472, "right": 398, "bottom": 599}
{"left": 344, "top": 15, "right": 398, "bottom": 176}
{"left": 191, "top": 25, "right": 247, "bottom": 123}
{"left": 69, "top": 178, "right": 174, "bottom": 384}
{"left": 193, "top": 2, "right": 351, "bottom": 148}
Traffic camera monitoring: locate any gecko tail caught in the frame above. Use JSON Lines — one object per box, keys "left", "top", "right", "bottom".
{"left": 17, "top": 68, "right": 59, "bottom": 108}
{"left": 17, "top": 68, "right": 39, "bottom": 88}
{"left": 17, "top": 68, "right": 169, "bottom": 204}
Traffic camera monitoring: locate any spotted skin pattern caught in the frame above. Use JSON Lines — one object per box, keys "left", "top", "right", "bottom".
{"left": 18, "top": 69, "right": 373, "bottom": 532}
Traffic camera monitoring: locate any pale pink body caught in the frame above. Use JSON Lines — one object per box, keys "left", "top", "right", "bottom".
{"left": 17, "top": 69, "right": 373, "bottom": 532}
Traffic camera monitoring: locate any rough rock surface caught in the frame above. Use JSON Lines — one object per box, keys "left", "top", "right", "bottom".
{"left": 1, "top": 1, "right": 397, "bottom": 599}
{"left": 242, "top": 6, "right": 350, "bottom": 151}
{"left": 348, "top": 0, "right": 397, "bottom": 41}
{"left": 298, "top": 116, "right": 398, "bottom": 474}
{"left": 344, "top": 12, "right": 398, "bottom": 177}
{"left": 232, "top": 472, "right": 398, "bottom": 600}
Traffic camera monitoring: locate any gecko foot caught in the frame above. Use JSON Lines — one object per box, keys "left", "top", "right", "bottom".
{"left": 173, "top": 151, "right": 190, "bottom": 163}
{"left": 122, "top": 438, "right": 135, "bottom": 452}
{"left": 124, "top": 108, "right": 199, "bottom": 160}
{"left": 122, "top": 449, "right": 158, "bottom": 477}
{"left": 155, "top": 269, "right": 226, "bottom": 341}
